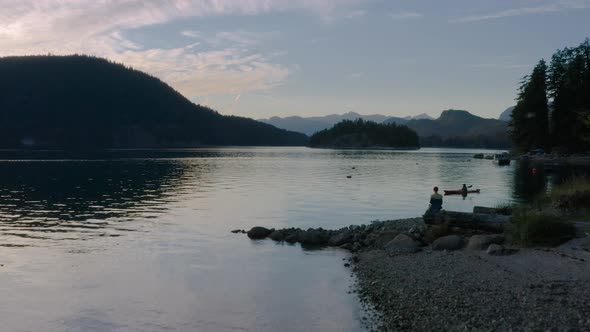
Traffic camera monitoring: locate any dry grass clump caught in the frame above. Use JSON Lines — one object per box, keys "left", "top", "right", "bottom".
{"left": 508, "top": 207, "right": 575, "bottom": 246}
{"left": 550, "top": 175, "right": 590, "bottom": 211}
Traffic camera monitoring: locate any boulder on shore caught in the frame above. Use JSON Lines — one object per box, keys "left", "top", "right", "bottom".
{"left": 384, "top": 234, "right": 420, "bottom": 255}
{"left": 247, "top": 226, "right": 273, "bottom": 239}
{"left": 467, "top": 234, "right": 505, "bottom": 250}
{"left": 268, "top": 230, "right": 286, "bottom": 241}
{"left": 423, "top": 225, "right": 450, "bottom": 244}
{"left": 373, "top": 230, "right": 401, "bottom": 249}
{"left": 432, "top": 235, "right": 464, "bottom": 250}
{"left": 328, "top": 231, "right": 353, "bottom": 246}
{"left": 299, "top": 229, "right": 329, "bottom": 245}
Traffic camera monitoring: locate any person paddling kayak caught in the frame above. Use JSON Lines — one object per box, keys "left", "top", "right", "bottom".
{"left": 462, "top": 184, "right": 468, "bottom": 196}
{"left": 429, "top": 186, "right": 443, "bottom": 213}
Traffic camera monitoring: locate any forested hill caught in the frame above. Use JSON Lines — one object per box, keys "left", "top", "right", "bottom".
{"left": 308, "top": 119, "right": 419, "bottom": 149}
{"left": 0, "top": 55, "right": 308, "bottom": 148}
{"left": 385, "top": 110, "right": 510, "bottom": 148}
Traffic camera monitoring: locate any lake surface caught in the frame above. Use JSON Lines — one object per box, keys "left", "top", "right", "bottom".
{"left": 0, "top": 147, "right": 585, "bottom": 331}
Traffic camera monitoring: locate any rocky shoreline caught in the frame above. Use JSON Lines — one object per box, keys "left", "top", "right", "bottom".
{"left": 238, "top": 217, "right": 590, "bottom": 331}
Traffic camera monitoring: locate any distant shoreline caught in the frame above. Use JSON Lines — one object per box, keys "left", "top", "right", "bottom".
{"left": 307, "top": 145, "right": 420, "bottom": 151}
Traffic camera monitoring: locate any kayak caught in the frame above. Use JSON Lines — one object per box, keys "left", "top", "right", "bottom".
{"left": 444, "top": 189, "right": 480, "bottom": 195}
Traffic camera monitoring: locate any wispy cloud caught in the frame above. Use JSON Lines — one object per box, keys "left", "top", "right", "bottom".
{"left": 389, "top": 12, "right": 423, "bottom": 20}
{"left": 0, "top": 0, "right": 368, "bottom": 109}
{"left": 343, "top": 10, "right": 366, "bottom": 19}
{"left": 347, "top": 72, "right": 364, "bottom": 79}
{"left": 182, "top": 29, "right": 276, "bottom": 46}
{"left": 465, "top": 63, "right": 532, "bottom": 69}
{"left": 453, "top": 0, "right": 590, "bottom": 23}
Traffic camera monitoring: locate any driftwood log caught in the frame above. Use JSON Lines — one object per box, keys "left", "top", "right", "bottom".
{"left": 423, "top": 210, "right": 511, "bottom": 232}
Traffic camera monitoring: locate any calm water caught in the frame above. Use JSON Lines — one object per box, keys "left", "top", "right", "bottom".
{"left": 0, "top": 147, "right": 584, "bottom": 331}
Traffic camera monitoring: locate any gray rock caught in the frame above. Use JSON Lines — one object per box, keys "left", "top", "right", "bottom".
{"left": 487, "top": 244, "right": 518, "bottom": 256}
{"left": 247, "top": 226, "right": 273, "bottom": 239}
{"left": 340, "top": 243, "right": 354, "bottom": 250}
{"left": 467, "top": 234, "right": 505, "bottom": 250}
{"left": 487, "top": 244, "right": 505, "bottom": 255}
{"left": 300, "top": 230, "right": 329, "bottom": 245}
{"left": 351, "top": 242, "right": 363, "bottom": 252}
{"left": 423, "top": 225, "right": 450, "bottom": 244}
{"left": 268, "top": 230, "right": 285, "bottom": 241}
{"left": 328, "top": 231, "right": 353, "bottom": 246}
{"left": 284, "top": 232, "right": 299, "bottom": 243}
{"left": 373, "top": 230, "right": 401, "bottom": 249}
{"left": 384, "top": 234, "right": 420, "bottom": 255}
{"left": 432, "top": 235, "right": 464, "bottom": 250}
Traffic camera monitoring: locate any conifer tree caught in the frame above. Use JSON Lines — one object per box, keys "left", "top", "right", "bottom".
{"left": 509, "top": 60, "right": 549, "bottom": 150}
{"left": 548, "top": 39, "right": 590, "bottom": 151}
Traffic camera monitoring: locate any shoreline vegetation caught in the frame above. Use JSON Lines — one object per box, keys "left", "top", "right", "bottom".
{"left": 238, "top": 176, "right": 590, "bottom": 331}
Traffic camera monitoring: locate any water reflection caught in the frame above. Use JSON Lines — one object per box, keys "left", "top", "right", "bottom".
{"left": 513, "top": 161, "right": 590, "bottom": 202}
{"left": 513, "top": 161, "right": 547, "bottom": 201}
{"left": 0, "top": 160, "right": 193, "bottom": 245}
{"left": 0, "top": 148, "right": 588, "bottom": 332}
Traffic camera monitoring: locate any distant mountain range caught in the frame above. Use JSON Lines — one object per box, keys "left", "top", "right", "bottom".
{"left": 262, "top": 109, "right": 510, "bottom": 148}
{"left": 403, "top": 110, "right": 509, "bottom": 148}
{"left": 259, "top": 111, "right": 433, "bottom": 136}
{"left": 498, "top": 103, "right": 554, "bottom": 122}
{"left": 498, "top": 107, "right": 514, "bottom": 122}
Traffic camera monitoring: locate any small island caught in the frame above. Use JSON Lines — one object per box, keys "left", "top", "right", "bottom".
{"left": 308, "top": 119, "right": 420, "bottom": 149}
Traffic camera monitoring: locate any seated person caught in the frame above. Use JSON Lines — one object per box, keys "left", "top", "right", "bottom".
{"left": 429, "top": 186, "right": 443, "bottom": 213}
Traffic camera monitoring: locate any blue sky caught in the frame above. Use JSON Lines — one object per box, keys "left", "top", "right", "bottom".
{"left": 1, "top": 1, "right": 589, "bottom": 119}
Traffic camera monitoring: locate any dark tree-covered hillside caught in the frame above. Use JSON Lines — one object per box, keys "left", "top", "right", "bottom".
{"left": 0, "top": 55, "right": 308, "bottom": 148}
{"left": 308, "top": 119, "right": 419, "bottom": 149}
{"left": 404, "top": 110, "right": 510, "bottom": 148}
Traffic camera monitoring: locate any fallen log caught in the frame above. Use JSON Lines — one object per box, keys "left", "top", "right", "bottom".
{"left": 423, "top": 210, "right": 510, "bottom": 232}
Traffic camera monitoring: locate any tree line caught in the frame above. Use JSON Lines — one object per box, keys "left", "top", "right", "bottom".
{"left": 308, "top": 119, "right": 420, "bottom": 148}
{"left": 510, "top": 39, "right": 590, "bottom": 152}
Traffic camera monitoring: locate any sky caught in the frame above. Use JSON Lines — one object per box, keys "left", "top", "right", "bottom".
{"left": 0, "top": 1, "right": 589, "bottom": 120}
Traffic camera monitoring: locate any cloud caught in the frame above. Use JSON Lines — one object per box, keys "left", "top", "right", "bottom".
{"left": 111, "top": 41, "right": 292, "bottom": 96}
{"left": 181, "top": 30, "right": 201, "bottom": 38}
{"left": 347, "top": 72, "right": 364, "bottom": 79}
{"left": 389, "top": 12, "right": 423, "bottom": 20}
{"left": 0, "top": 0, "right": 368, "bottom": 109}
{"left": 343, "top": 10, "right": 366, "bottom": 19}
{"left": 465, "top": 63, "right": 532, "bottom": 69}
{"left": 182, "top": 29, "right": 278, "bottom": 46}
{"left": 452, "top": 0, "right": 590, "bottom": 23}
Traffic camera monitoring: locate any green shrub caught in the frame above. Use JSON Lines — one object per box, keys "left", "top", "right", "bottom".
{"left": 508, "top": 208, "right": 575, "bottom": 246}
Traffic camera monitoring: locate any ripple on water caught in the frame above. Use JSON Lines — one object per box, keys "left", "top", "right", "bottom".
{"left": 0, "top": 148, "right": 587, "bottom": 332}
